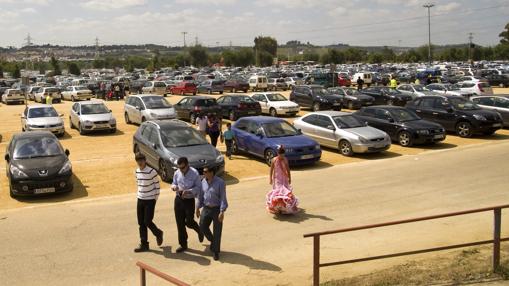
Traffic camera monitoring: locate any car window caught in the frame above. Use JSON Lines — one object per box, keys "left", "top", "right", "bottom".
{"left": 374, "top": 109, "right": 392, "bottom": 121}
{"left": 333, "top": 115, "right": 365, "bottom": 128}
{"left": 28, "top": 107, "right": 58, "bottom": 118}
{"left": 494, "top": 98, "right": 509, "bottom": 108}
{"left": 178, "top": 98, "right": 189, "bottom": 105}
{"left": 13, "top": 136, "right": 63, "bottom": 159}
{"left": 235, "top": 120, "right": 248, "bottom": 131}
{"left": 72, "top": 103, "right": 79, "bottom": 112}
{"left": 148, "top": 127, "right": 160, "bottom": 145}
{"left": 160, "top": 127, "right": 208, "bottom": 148}
{"left": 246, "top": 121, "right": 259, "bottom": 134}
{"left": 389, "top": 109, "right": 420, "bottom": 122}
{"left": 266, "top": 93, "right": 286, "bottom": 101}
{"left": 81, "top": 104, "right": 109, "bottom": 115}
{"left": 302, "top": 114, "right": 317, "bottom": 125}
{"left": 196, "top": 99, "right": 217, "bottom": 106}
{"left": 434, "top": 98, "right": 451, "bottom": 110}
{"left": 477, "top": 97, "right": 495, "bottom": 106}
{"left": 421, "top": 98, "right": 436, "bottom": 108}
{"left": 262, "top": 121, "right": 299, "bottom": 138}
{"left": 141, "top": 125, "right": 153, "bottom": 141}
{"left": 142, "top": 96, "right": 171, "bottom": 109}
{"left": 360, "top": 108, "right": 376, "bottom": 118}
{"left": 315, "top": 115, "right": 333, "bottom": 129}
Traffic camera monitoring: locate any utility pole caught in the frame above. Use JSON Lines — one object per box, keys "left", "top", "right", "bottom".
{"left": 195, "top": 36, "right": 198, "bottom": 46}
{"left": 181, "top": 31, "right": 188, "bottom": 47}
{"left": 24, "top": 33, "right": 33, "bottom": 47}
{"left": 468, "top": 32, "right": 474, "bottom": 66}
{"left": 94, "top": 36, "right": 100, "bottom": 58}
{"left": 423, "top": 3, "right": 434, "bottom": 65}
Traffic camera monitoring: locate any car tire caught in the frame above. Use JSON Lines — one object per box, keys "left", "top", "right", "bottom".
{"left": 269, "top": 108, "right": 277, "bottom": 117}
{"left": 456, "top": 121, "right": 473, "bottom": 138}
{"left": 110, "top": 128, "right": 116, "bottom": 134}
{"left": 141, "top": 117, "right": 146, "bottom": 123}
{"left": 229, "top": 110, "right": 236, "bottom": 121}
{"left": 190, "top": 113, "right": 196, "bottom": 124}
{"left": 133, "top": 144, "right": 140, "bottom": 154}
{"left": 193, "top": 92, "right": 196, "bottom": 95}
{"left": 69, "top": 117, "right": 74, "bottom": 129}
{"left": 339, "top": 140, "right": 354, "bottom": 156}
{"left": 398, "top": 131, "right": 413, "bottom": 147}
{"left": 159, "top": 160, "right": 172, "bottom": 182}
{"left": 483, "top": 130, "right": 496, "bottom": 136}
{"left": 125, "top": 113, "right": 131, "bottom": 124}
{"left": 347, "top": 101, "right": 355, "bottom": 110}
{"left": 264, "top": 149, "right": 275, "bottom": 166}
{"left": 78, "top": 123, "right": 86, "bottom": 135}
{"left": 9, "top": 185, "right": 16, "bottom": 198}
{"left": 312, "top": 102, "right": 320, "bottom": 112}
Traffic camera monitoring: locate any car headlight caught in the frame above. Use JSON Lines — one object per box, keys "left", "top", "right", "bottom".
{"left": 359, "top": 137, "right": 369, "bottom": 144}
{"left": 109, "top": 118, "right": 116, "bottom": 124}
{"left": 58, "top": 160, "right": 72, "bottom": 175}
{"left": 473, "top": 114, "right": 487, "bottom": 121}
{"left": 10, "top": 165, "right": 28, "bottom": 178}
{"left": 84, "top": 120, "right": 93, "bottom": 125}
{"left": 215, "top": 154, "right": 224, "bottom": 163}
{"left": 417, "top": 130, "right": 430, "bottom": 135}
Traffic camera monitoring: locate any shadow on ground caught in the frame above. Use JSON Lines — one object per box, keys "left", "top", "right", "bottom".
{"left": 14, "top": 174, "right": 88, "bottom": 204}
{"left": 273, "top": 208, "right": 333, "bottom": 224}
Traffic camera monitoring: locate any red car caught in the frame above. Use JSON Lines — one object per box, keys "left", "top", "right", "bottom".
{"left": 338, "top": 75, "right": 351, "bottom": 87}
{"left": 170, "top": 82, "right": 197, "bottom": 95}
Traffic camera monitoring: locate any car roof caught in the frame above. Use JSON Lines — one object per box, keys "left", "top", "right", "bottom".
{"left": 238, "top": 116, "right": 284, "bottom": 123}
{"left": 184, "top": 95, "right": 214, "bottom": 100}
{"left": 77, "top": 100, "right": 106, "bottom": 105}
{"left": 145, "top": 119, "right": 190, "bottom": 128}
{"left": 311, "top": 111, "right": 351, "bottom": 116}
{"left": 27, "top": 104, "right": 54, "bottom": 109}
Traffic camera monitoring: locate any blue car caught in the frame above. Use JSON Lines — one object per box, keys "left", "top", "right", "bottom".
{"left": 231, "top": 116, "right": 321, "bottom": 165}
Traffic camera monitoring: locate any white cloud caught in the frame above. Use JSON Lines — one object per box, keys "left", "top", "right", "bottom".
{"left": 436, "top": 2, "right": 461, "bottom": 13}
{"left": 20, "top": 7, "right": 37, "bottom": 13}
{"left": 79, "top": 0, "right": 147, "bottom": 11}
{"left": 175, "top": 0, "right": 236, "bottom": 4}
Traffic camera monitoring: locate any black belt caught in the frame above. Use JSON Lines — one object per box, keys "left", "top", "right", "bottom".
{"left": 205, "top": 205, "right": 220, "bottom": 209}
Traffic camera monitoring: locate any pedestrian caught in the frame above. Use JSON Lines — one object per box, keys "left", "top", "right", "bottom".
{"left": 134, "top": 153, "right": 163, "bottom": 253}
{"left": 196, "top": 114, "right": 208, "bottom": 138}
{"left": 99, "top": 81, "right": 106, "bottom": 99}
{"left": 196, "top": 166, "right": 228, "bottom": 261}
{"left": 207, "top": 114, "right": 222, "bottom": 147}
{"left": 223, "top": 123, "right": 234, "bottom": 160}
{"left": 45, "top": 94, "right": 52, "bottom": 105}
{"left": 390, "top": 77, "right": 398, "bottom": 89}
{"left": 356, "top": 76, "right": 364, "bottom": 90}
{"left": 171, "top": 157, "right": 204, "bottom": 253}
{"left": 266, "top": 146, "right": 299, "bottom": 215}
{"left": 414, "top": 78, "right": 420, "bottom": 85}
{"left": 114, "top": 83, "right": 121, "bottom": 101}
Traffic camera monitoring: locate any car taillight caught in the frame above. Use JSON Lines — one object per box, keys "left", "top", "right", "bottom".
{"left": 477, "top": 83, "right": 484, "bottom": 92}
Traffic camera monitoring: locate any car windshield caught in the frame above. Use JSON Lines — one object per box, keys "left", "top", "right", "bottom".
{"left": 45, "top": 88, "right": 58, "bottom": 93}
{"left": 389, "top": 109, "right": 420, "bottom": 122}
{"left": 333, "top": 115, "right": 365, "bottom": 128}
{"left": 13, "top": 136, "right": 63, "bottom": 159}
{"left": 262, "top": 121, "right": 299, "bottom": 138}
{"left": 266, "top": 93, "right": 287, "bottom": 101}
{"left": 160, "top": 127, "right": 208, "bottom": 148}
{"left": 414, "top": 85, "right": 425, "bottom": 91}
{"left": 449, "top": 98, "right": 480, "bottom": 110}
{"left": 196, "top": 99, "right": 217, "bottom": 106}
{"left": 9, "top": 90, "right": 22, "bottom": 94}
{"left": 142, "top": 96, "right": 172, "bottom": 109}
{"left": 311, "top": 88, "right": 330, "bottom": 96}
{"left": 154, "top": 82, "right": 166, "bottom": 87}
{"left": 28, "top": 107, "right": 58, "bottom": 118}
{"left": 233, "top": 96, "right": 255, "bottom": 103}
{"left": 81, "top": 104, "right": 109, "bottom": 115}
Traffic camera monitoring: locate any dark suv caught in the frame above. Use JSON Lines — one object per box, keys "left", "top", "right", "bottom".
{"left": 406, "top": 95, "right": 503, "bottom": 137}
{"left": 360, "top": 86, "right": 413, "bottom": 106}
{"left": 174, "top": 96, "right": 221, "bottom": 124}
{"left": 289, "top": 85, "right": 342, "bottom": 112}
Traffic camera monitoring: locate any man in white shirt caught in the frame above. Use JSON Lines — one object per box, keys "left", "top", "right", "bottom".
{"left": 195, "top": 114, "right": 208, "bottom": 138}
{"left": 134, "top": 153, "right": 163, "bottom": 253}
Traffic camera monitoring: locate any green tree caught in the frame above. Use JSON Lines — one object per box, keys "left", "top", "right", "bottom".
{"left": 188, "top": 45, "right": 209, "bottom": 67}
{"left": 12, "top": 64, "right": 21, "bottom": 78}
{"left": 254, "top": 36, "right": 277, "bottom": 66}
{"left": 302, "top": 50, "right": 320, "bottom": 62}
{"left": 499, "top": 22, "right": 509, "bottom": 45}
{"left": 257, "top": 50, "right": 274, "bottom": 67}
{"left": 236, "top": 48, "right": 255, "bottom": 67}
{"left": 368, "top": 53, "right": 384, "bottom": 64}
{"left": 50, "top": 56, "right": 61, "bottom": 75}
{"left": 67, "top": 62, "right": 81, "bottom": 76}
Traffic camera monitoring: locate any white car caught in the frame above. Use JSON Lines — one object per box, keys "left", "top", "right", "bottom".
{"left": 284, "top": 77, "right": 303, "bottom": 88}
{"left": 61, "top": 86, "right": 94, "bottom": 101}
{"left": 396, "top": 84, "right": 436, "bottom": 98}
{"left": 21, "top": 104, "right": 65, "bottom": 137}
{"left": 426, "top": 83, "right": 474, "bottom": 98}
{"left": 124, "top": 94, "right": 176, "bottom": 125}
{"left": 251, "top": 93, "right": 300, "bottom": 117}
{"left": 455, "top": 81, "right": 493, "bottom": 96}
{"left": 34, "top": 87, "right": 61, "bottom": 103}
{"left": 2, "top": 89, "right": 25, "bottom": 105}
{"left": 69, "top": 101, "right": 116, "bottom": 135}
{"left": 26, "top": 86, "right": 42, "bottom": 101}
{"left": 142, "top": 81, "right": 168, "bottom": 96}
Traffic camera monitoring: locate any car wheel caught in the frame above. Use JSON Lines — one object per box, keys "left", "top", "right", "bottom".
{"left": 69, "top": 117, "right": 74, "bottom": 129}
{"left": 190, "top": 113, "right": 196, "bottom": 124}
{"left": 193, "top": 92, "right": 196, "bottom": 95}
{"left": 339, "top": 140, "right": 353, "bottom": 156}
{"left": 483, "top": 130, "right": 496, "bottom": 136}
{"left": 456, "top": 122, "right": 472, "bottom": 138}
{"left": 347, "top": 101, "right": 355, "bottom": 110}
{"left": 269, "top": 108, "right": 277, "bottom": 117}
{"left": 264, "top": 149, "right": 275, "bottom": 166}
{"left": 312, "top": 102, "right": 320, "bottom": 112}
{"left": 229, "top": 110, "right": 236, "bottom": 121}
{"left": 9, "top": 185, "right": 16, "bottom": 198}
{"left": 232, "top": 139, "right": 239, "bottom": 155}
{"left": 125, "top": 113, "right": 131, "bottom": 124}
{"left": 110, "top": 128, "right": 116, "bottom": 134}
{"left": 398, "top": 131, "right": 413, "bottom": 147}
{"left": 159, "top": 160, "right": 172, "bottom": 182}
{"left": 78, "top": 123, "right": 85, "bottom": 135}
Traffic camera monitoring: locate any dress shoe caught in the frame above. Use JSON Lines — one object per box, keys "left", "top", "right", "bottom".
{"left": 134, "top": 243, "right": 149, "bottom": 253}
{"left": 213, "top": 252, "right": 219, "bottom": 261}
{"left": 198, "top": 232, "right": 204, "bottom": 243}
{"left": 156, "top": 231, "right": 164, "bottom": 246}
{"left": 176, "top": 246, "right": 188, "bottom": 253}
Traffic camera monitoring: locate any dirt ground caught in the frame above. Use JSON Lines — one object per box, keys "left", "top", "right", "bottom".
{"left": 1, "top": 88, "right": 508, "bottom": 210}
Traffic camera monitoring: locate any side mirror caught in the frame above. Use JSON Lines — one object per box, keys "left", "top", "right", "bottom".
{"left": 327, "top": 125, "right": 336, "bottom": 131}
{"left": 152, "top": 143, "right": 158, "bottom": 149}
{"left": 65, "top": 149, "right": 70, "bottom": 156}
{"left": 4, "top": 154, "right": 9, "bottom": 162}
{"left": 136, "top": 106, "right": 141, "bottom": 111}
{"left": 109, "top": 109, "right": 112, "bottom": 113}
{"left": 21, "top": 115, "right": 25, "bottom": 119}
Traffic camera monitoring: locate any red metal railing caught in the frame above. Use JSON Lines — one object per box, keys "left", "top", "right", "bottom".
{"left": 303, "top": 204, "right": 509, "bottom": 286}
{"left": 136, "top": 261, "right": 190, "bottom": 286}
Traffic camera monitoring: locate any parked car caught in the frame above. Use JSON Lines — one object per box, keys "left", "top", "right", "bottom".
{"left": 2, "top": 89, "right": 25, "bottom": 105}
{"left": 26, "top": 86, "right": 41, "bottom": 101}
{"left": 294, "top": 111, "right": 390, "bottom": 156}
{"left": 216, "top": 94, "right": 261, "bottom": 121}
{"left": 426, "top": 83, "right": 474, "bottom": 98}
{"left": 328, "top": 87, "right": 374, "bottom": 109}
{"left": 354, "top": 106, "right": 446, "bottom": 147}
{"left": 169, "top": 82, "right": 197, "bottom": 95}
{"left": 231, "top": 116, "right": 321, "bottom": 165}
{"left": 248, "top": 75, "right": 268, "bottom": 91}
{"left": 223, "top": 79, "right": 249, "bottom": 93}
{"left": 360, "top": 86, "right": 413, "bottom": 106}
{"left": 142, "top": 81, "right": 168, "bottom": 96}
{"left": 267, "top": 78, "right": 288, "bottom": 91}
{"left": 174, "top": 96, "right": 221, "bottom": 124}
{"left": 352, "top": 72, "right": 373, "bottom": 86}
{"left": 21, "top": 104, "right": 65, "bottom": 137}
{"left": 133, "top": 120, "right": 225, "bottom": 182}
{"left": 289, "top": 85, "right": 342, "bottom": 112}
{"left": 455, "top": 81, "right": 493, "bottom": 96}
{"left": 61, "top": 86, "right": 93, "bottom": 101}
{"left": 196, "top": 80, "right": 224, "bottom": 95}
{"left": 69, "top": 101, "right": 116, "bottom": 135}
{"left": 124, "top": 94, "right": 176, "bottom": 125}
{"left": 406, "top": 95, "right": 503, "bottom": 137}
{"left": 251, "top": 92, "right": 300, "bottom": 117}
{"left": 34, "top": 87, "right": 61, "bottom": 103}
{"left": 4, "top": 131, "right": 73, "bottom": 197}
{"left": 284, "top": 77, "right": 303, "bottom": 88}
{"left": 471, "top": 96, "right": 509, "bottom": 127}
{"left": 396, "top": 84, "right": 436, "bottom": 98}
{"left": 485, "top": 74, "right": 509, "bottom": 88}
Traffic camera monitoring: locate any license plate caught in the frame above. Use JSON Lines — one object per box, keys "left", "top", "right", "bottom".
{"left": 493, "top": 123, "right": 502, "bottom": 128}
{"left": 300, "top": 154, "right": 315, "bottom": 160}
{"left": 34, "top": 187, "right": 55, "bottom": 194}
{"left": 434, "top": 134, "right": 445, "bottom": 139}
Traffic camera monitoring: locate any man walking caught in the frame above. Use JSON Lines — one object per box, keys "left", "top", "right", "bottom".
{"left": 356, "top": 76, "right": 364, "bottom": 90}
{"left": 196, "top": 167, "right": 228, "bottom": 261}
{"left": 171, "top": 157, "right": 204, "bottom": 253}
{"left": 134, "top": 153, "right": 163, "bottom": 252}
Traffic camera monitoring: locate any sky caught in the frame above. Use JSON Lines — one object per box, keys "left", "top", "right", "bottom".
{"left": 0, "top": 0, "right": 508, "bottom": 48}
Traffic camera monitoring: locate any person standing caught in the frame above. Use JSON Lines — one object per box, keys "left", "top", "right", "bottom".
{"left": 223, "top": 123, "right": 234, "bottom": 160}
{"left": 207, "top": 114, "right": 222, "bottom": 147}
{"left": 356, "top": 76, "right": 364, "bottom": 90}
{"left": 134, "top": 153, "right": 163, "bottom": 252}
{"left": 266, "top": 146, "right": 299, "bottom": 214}
{"left": 45, "top": 94, "right": 52, "bottom": 105}
{"left": 390, "top": 77, "right": 398, "bottom": 89}
{"left": 196, "top": 114, "right": 208, "bottom": 138}
{"left": 196, "top": 167, "right": 228, "bottom": 261}
{"left": 171, "top": 157, "right": 204, "bottom": 253}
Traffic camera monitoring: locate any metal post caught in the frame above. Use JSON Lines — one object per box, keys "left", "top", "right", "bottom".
{"left": 140, "top": 268, "right": 146, "bottom": 286}
{"left": 493, "top": 208, "right": 501, "bottom": 272}
{"left": 313, "top": 235, "right": 320, "bottom": 286}
{"left": 423, "top": 3, "right": 434, "bottom": 65}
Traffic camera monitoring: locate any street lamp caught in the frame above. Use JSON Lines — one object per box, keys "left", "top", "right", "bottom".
{"left": 423, "top": 3, "right": 434, "bottom": 65}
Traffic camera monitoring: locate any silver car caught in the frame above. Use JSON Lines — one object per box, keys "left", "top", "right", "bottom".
{"left": 61, "top": 86, "right": 94, "bottom": 101}
{"left": 471, "top": 95, "right": 509, "bottom": 127}
{"left": 397, "top": 84, "right": 435, "bottom": 98}
{"left": 69, "top": 101, "right": 117, "bottom": 135}
{"left": 294, "top": 111, "right": 391, "bottom": 156}
{"left": 21, "top": 104, "right": 65, "bottom": 137}
{"left": 124, "top": 94, "right": 176, "bottom": 125}
{"left": 2, "top": 89, "right": 25, "bottom": 105}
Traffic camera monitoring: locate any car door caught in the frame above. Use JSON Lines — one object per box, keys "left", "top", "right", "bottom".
{"left": 21, "top": 107, "right": 28, "bottom": 129}
{"left": 146, "top": 127, "right": 163, "bottom": 167}
{"left": 313, "top": 115, "right": 338, "bottom": 148}
{"left": 374, "top": 109, "right": 399, "bottom": 138}
{"left": 70, "top": 103, "right": 80, "bottom": 127}
{"left": 132, "top": 97, "right": 144, "bottom": 123}
{"left": 245, "top": 121, "right": 265, "bottom": 156}
{"left": 432, "top": 98, "right": 457, "bottom": 130}
{"left": 254, "top": 94, "right": 269, "bottom": 113}
{"left": 217, "top": 96, "right": 230, "bottom": 118}
{"left": 412, "top": 97, "right": 435, "bottom": 120}
{"left": 299, "top": 115, "right": 319, "bottom": 140}
{"left": 233, "top": 119, "right": 249, "bottom": 151}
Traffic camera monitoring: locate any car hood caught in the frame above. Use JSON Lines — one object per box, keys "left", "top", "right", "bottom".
{"left": 322, "top": 94, "right": 343, "bottom": 101}
{"left": 27, "top": 117, "right": 63, "bottom": 125}
{"left": 147, "top": 108, "right": 176, "bottom": 115}
{"left": 401, "top": 119, "right": 443, "bottom": 129}
{"left": 270, "top": 101, "right": 299, "bottom": 108}
{"left": 346, "top": 94, "right": 373, "bottom": 101}
{"left": 12, "top": 155, "right": 68, "bottom": 178}
{"left": 456, "top": 109, "right": 500, "bottom": 119}
{"left": 265, "top": 135, "right": 318, "bottom": 148}
{"left": 166, "top": 144, "right": 220, "bottom": 164}
{"left": 344, "top": 126, "right": 387, "bottom": 139}
{"left": 80, "top": 113, "right": 113, "bottom": 122}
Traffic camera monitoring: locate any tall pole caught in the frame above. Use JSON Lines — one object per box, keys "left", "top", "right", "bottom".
{"left": 181, "top": 31, "right": 187, "bottom": 47}
{"left": 423, "top": 3, "right": 434, "bottom": 65}
{"left": 468, "top": 32, "right": 474, "bottom": 66}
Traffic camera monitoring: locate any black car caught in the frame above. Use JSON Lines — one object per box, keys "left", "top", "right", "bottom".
{"left": 174, "top": 96, "right": 221, "bottom": 124}
{"left": 485, "top": 74, "right": 509, "bottom": 88}
{"left": 406, "top": 95, "right": 503, "bottom": 137}
{"left": 4, "top": 131, "right": 73, "bottom": 197}
{"left": 360, "top": 86, "right": 413, "bottom": 106}
{"left": 289, "top": 85, "right": 342, "bottom": 112}
{"left": 133, "top": 120, "right": 224, "bottom": 182}
{"left": 354, "top": 106, "right": 446, "bottom": 147}
{"left": 328, "top": 87, "right": 375, "bottom": 110}
{"left": 216, "top": 94, "right": 261, "bottom": 121}
{"left": 223, "top": 79, "right": 249, "bottom": 93}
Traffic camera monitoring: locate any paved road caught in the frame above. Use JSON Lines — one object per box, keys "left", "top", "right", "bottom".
{"left": 1, "top": 141, "right": 508, "bottom": 286}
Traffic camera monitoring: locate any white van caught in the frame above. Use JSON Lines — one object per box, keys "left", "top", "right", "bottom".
{"left": 248, "top": 75, "right": 268, "bottom": 91}
{"left": 351, "top": 72, "right": 372, "bottom": 85}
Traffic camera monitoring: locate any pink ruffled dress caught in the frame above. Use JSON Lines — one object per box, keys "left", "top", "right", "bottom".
{"left": 266, "top": 158, "right": 299, "bottom": 214}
